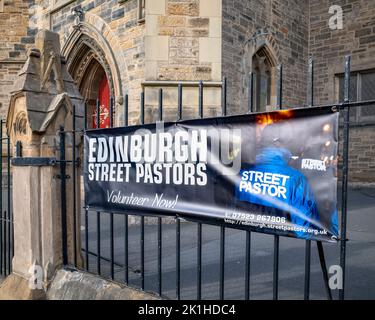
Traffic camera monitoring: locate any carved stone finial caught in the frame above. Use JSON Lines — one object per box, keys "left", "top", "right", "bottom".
{"left": 71, "top": 7, "right": 84, "bottom": 25}
{"left": 34, "top": 30, "right": 65, "bottom": 93}
{"left": 35, "top": 29, "right": 61, "bottom": 60}
{"left": 7, "top": 29, "right": 84, "bottom": 138}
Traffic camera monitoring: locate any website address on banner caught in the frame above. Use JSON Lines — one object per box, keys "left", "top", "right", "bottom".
{"left": 224, "top": 212, "right": 328, "bottom": 236}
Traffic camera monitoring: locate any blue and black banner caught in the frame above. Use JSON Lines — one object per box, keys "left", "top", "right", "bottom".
{"left": 84, "top": 107, "right": 339, "bottom": 242}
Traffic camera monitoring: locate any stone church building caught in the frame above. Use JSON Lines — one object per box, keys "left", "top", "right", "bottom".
{"left": 0, "top": 0, "right": 374, "bottom": 182}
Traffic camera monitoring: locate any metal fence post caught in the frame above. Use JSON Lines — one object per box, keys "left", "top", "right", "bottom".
{"left": 83, "top": 103, "right": 89, "bottom": 272}
{"left": 245, "top": 73, "right": 253, "bottom": 298}
{"left": 178, "top": 83, "right": 183, "bottom": 121}
{"left": 339, "top": 55, "right": 351, "bottom": 300}
{"left": 72, "top": 105, "right": 78, "bottom": 268}
{"left": 110, "top": 97, "right": 114, "bottom": 128}
{"left": 158, "top": 88, "right": 163, "bottom": 296}
{"left": 304, "top": 57, "right": 314, "bottom": 300}
{"left": 59, "top": 126, "right": 68, "bottom": 266}
{"left": 277, "top": 65, "right": 283, "bottom": 110}
{"left": 308, "top": 57, "right": 314, "bottom": 107}
{"left": 304, "top": 243, "right": 311, "bottom": 300}
{"left": 248, "top": 73, "right": 254, "bottom": 113}
{"left": 176, "top": 83, "right": 183, "bottom": 300}
{"left": 220, "top": 85, "right": 227, "bottom": 300}
{"left": 124, "top": 94, "right": 129, "bottom": 285}
{"left": 124, "top": 94, "right": 129, "bottom": 127}
{"left": 140, "top": 91, "right": 145, "bottom": 290}
{"left": 317, "top": 241, "right": 333, "bottom": 300}
{"left": 245, "top": 230, "right": 251, "bottom": 300}
{"left": 222, "top": 77, "right": 227, "bottom": 116}
{"left": 273, "top": 64, "right": 283, "bottom": 300}
{"left": 96, "top": 99, "right": 100, "bottom": 129}
{"left": 7, "top": 129, "right": 11, "bottom": 274}
{"left": 95, "top": 99, "right": 101, "bottom": 275}
{"left": 197, "top": 83, "right": 204, "bottom": 300}
{"left": 109, "top": 97, "right": 115, "bottom": 280}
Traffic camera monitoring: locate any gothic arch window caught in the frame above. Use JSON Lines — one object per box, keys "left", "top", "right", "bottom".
{"left": 251, "top": 46, "right": 277, "bottom": 112}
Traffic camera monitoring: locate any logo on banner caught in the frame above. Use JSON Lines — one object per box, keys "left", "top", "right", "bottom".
{"left": 239, "top": 171, "right": 290, "bottom": 200}
{"left": 301, "top": 159, "right": 327, "bottom": 172}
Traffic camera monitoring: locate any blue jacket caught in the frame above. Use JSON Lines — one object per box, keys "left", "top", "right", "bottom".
{"left": 235, "top": 147, "right": 320, "bottom": 238}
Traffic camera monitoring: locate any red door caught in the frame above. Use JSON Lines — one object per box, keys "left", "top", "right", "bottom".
{"left": 93, "top": 74, "right": 111, "bottom": 129}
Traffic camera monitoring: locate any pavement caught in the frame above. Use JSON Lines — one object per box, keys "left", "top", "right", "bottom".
{"left": 81, "top": 186, "right": 375, "bottom": 300}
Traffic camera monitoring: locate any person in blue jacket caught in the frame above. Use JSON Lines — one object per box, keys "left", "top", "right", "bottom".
{"left": 234, "top": 123, "right": 321, "bottom": 239}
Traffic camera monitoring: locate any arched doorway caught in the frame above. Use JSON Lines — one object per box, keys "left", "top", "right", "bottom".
{"left": 62, "top": 18, "right": 128, "bottom": 127}
{"left": 76, "top": 58, "right": 111, "bottom": 129}
{"left": 65, "top": 38, "right": 114, "bottom": 129}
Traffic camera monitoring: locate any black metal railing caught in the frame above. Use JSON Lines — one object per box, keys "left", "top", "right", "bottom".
{"left": 58, "top": 55, "right": 375, "bottom": 300}
{"left": 0, "top": 119, "right": 13, "bottom": 278}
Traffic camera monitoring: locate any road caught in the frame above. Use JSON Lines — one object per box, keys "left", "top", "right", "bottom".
{"left": 81, "top": 186, "right": 375, "bottom": 300}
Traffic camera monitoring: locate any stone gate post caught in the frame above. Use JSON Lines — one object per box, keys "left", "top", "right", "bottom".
{"left": 0, "top": 30, "right": 84, "bottom": 299}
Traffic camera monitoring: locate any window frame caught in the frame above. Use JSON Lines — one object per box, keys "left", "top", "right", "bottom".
{"left": 336, "top": 69, "right": 375, "bottom": 124}
{"left": 251, "top": 49, "right": 275, "bottom": 112}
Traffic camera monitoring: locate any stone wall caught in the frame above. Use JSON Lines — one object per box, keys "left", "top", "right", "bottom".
{"left": 44, "top": 0, "right": 145, "bottom": 126}
{"left": 309, "top": 0, "right": 375, "bottom": 182}
{"left": 2, "top": 0, "right": 374, "bottom": 182}
{"left": 222, "top": 0, "right": 375, "bottom": 182}
{"left": 347, "top": 127, "right": 375, "bottom": 182}
{"left": 17, "top": 0, "right": 223, "bottom": 125}
{"left": 309, "top": 0, "right": 375, "bottom": 105}
{"left": 145, "top": 0, "right": 221, "bottom": 82}
{"left": 1, "top": 0, "right": 221, "bottom": 131}
{"left": 144, "top": 0, "right": 222, "bottom": 122}
{"left": 0, "top": 0, "right": 34, "bottom": 119}
{"left": 222, "top": 0, "right": 310, "bottom": 114}
{"left": 1, "top": 0, "right": 146, "bottom": 125}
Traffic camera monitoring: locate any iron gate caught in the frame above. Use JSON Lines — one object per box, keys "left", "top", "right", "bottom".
{"left": 58, "top": 55, "right": 375, "bottom": 300}
{"left": 0, "top": 119, "right": 13, "bottom": 278}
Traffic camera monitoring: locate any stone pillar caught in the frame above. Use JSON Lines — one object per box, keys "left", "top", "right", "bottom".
{"left": 0, "top": 29, "right": 84, "bottom": 300}
{"left": 0, "top": 164, "right": 59, "bottom": 299}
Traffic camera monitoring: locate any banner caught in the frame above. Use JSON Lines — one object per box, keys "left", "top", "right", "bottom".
{"left": 84, "top": 107, "right": 339, "bottom": 242}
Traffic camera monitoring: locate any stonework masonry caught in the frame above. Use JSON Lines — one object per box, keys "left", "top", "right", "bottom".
{"left": 0, "top": 0, "right": 35, "bottom": 119}
{"left": 308, "top": 0, "right": 375, "bottom": 182}
{"left": 144, "top": 0, "right": 222, "bottom": 122}
{"left": 309, "top": 0, "right": 375, "bottom": 106}
{"left": 0, "top": 0, "right": 375, "bottom": 181}
{"left": 1, "top": 0, "right": 375, "bottom": 301}
{"left": 222, "top": 0, "right": 310, "bottom": 114}
{"left": 221, "top": 0, "right": 375, "bottom": 182}
{"left": 146, "top": 0, "right": 221, "bottom": 82}
{"left": 2, "top": 0, "right": 223, "bottom": 125}
{"left": 47, "top": 0, "right": 146, "bottom": 126}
